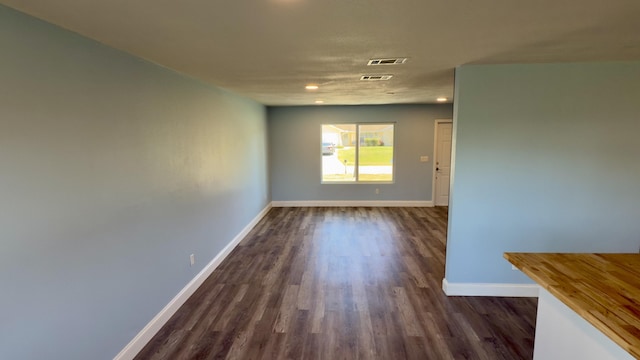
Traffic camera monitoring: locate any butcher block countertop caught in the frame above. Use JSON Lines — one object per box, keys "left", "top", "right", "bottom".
{"left": 504, "top": 253, "right": 640, "bottom": 359}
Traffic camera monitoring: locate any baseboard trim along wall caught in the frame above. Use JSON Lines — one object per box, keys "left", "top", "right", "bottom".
{"left": 441, "top": 278, "right": 539, "bottom": 297}
{"left": 271, "top": 200, "right": 434, "bottom": 207}
{"left": 114, "top": 203, "right": 273, "bottom": 360}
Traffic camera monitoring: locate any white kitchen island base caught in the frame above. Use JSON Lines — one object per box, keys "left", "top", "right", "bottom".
{"left": 534, "top": 288, "right": 633, "bottom": 360}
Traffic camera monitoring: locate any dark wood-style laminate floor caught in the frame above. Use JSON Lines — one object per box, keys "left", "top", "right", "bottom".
{"left": 136, "top": 207, "right": 537, "bottom": 359}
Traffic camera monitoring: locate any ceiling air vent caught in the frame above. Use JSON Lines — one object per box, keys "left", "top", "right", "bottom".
{"left": 360, "top": 75, "right": 393, "bottom": 81}
{"left": 367, "top": 58, "right": 407, "bottom": 66}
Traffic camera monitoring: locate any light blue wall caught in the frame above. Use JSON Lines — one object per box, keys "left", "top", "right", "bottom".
{"left": 269, "top": 105, "right": 453, "bottom": 201}
{"left": 446, "top": 63, "right": 640, "bottom": 284}
{"left": 0, "top": 6, "right": 268, "bottom": 359}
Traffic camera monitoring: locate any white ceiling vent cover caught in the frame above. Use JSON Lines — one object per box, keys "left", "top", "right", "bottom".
{"left": 367, "top": 58, "right": 407, "bottom": 65}
{"left": 360, "top": 75, "right": 393, "bottom": 81}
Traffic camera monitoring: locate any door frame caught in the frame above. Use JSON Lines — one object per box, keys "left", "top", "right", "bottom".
{"left": 432, "top": 119, "right": 453, "bottom": 206}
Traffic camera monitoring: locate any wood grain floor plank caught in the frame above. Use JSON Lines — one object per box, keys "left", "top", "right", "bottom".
{"left": 135, "top": 207, "right": 536, "bottom": 360}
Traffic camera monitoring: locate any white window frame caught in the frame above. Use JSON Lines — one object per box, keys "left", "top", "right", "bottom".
{"left": 321, "top": 122, "right": 396, "bottom": 184}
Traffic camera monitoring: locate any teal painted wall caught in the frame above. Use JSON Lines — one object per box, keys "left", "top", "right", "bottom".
{"left": 446, "top": 63, "right": 640, "bottom": 284}
{"left": 269, "top": 105, "right": 453, "bottom": 201}
{"left": 0, "top": 6, "right": 268, "bottom": 359}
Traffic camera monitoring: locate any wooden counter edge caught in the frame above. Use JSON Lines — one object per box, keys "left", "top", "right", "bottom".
{"left": 503, "top": 252, "right": 640, "bottom": 359}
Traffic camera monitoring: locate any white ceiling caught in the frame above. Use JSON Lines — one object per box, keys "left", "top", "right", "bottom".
{"left": 3, "top": 0, "right": 640, "bottom": 106}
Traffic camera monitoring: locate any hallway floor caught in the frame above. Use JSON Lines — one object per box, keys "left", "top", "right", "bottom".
{"left": 136, "top": 207, "right": 536, "bottom": 359}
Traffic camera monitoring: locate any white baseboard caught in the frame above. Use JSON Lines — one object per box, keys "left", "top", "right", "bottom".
{"left": 114, "top": 203, "right": 273, "bottom": 360}
{"left": 271, "top": 200, "right": 434, "bottom": 207}
{"left": 441, "top": 278, "right": 539, "bottom": 297}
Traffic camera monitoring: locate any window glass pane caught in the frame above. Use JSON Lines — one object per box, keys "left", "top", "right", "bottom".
{"left": 357, "top": 124, "right": 394, "bottom": 182}
{"left": 322, "top": 124, "right": 356, "bottom": 182}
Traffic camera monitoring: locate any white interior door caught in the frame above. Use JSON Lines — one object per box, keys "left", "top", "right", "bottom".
{"left": 435, "top": 122, "right": 452, "bottom": 206}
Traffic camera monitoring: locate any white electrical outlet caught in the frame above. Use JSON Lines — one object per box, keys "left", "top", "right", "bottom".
{"left": 420, "top": 156, "right": 429, "bottom": 162}
{"left": 190, "top": 254, "right": 195, "bottom": 266}
{"left": 375, "top": 188, "right": 380, "bottom": 194}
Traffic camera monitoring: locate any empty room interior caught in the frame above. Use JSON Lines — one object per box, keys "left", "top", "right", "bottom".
{"left": 1, "top": 1, "right": 640, "bottom": 359}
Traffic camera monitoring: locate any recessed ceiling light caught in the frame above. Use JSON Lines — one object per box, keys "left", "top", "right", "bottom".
{"left": 315, "top": 100, "right": 324, "bottom": 104}
{"left": 305, "top": 85, "right": 319, "bottom": 90}
{"left": 436, "top": 97, "right": 448, "bottom": 102}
